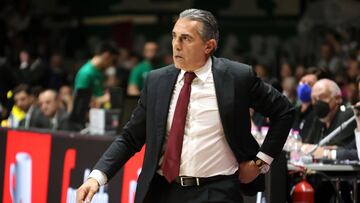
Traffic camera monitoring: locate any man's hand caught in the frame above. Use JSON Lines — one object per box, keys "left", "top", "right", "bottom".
{"left": 302, "top": 144, "right": 337, "bottom": 159}
{"left": 301, "top": 144, "right": 324, "bottom": 156}
{"left": 76, "top": 178, "right": 100, "bottom": 203}
{"left": 91, "top": 92, "right": 111, "bottom": 108}
{"left": 312, "top": 146, "right": 325, "bottom": 159}
{"left": 238, "top": 160, "right": 260, "bottom": 184}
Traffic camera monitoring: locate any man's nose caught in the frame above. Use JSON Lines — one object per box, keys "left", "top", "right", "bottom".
{"left": 173, "top": 39, "right": 181, "bottom": 51}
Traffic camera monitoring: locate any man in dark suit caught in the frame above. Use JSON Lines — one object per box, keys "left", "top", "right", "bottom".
{"left": 7, "top": 84, "right": 37, "bottom": 128}
{"left": 77, "top": 9, "right": 294, "bottom": 203}
{"left": 300, "top": 78, "right": 358, "bottom": 203}
{"left": 30, "top": 89, "right": 68, "bottom": 130}
{"left": 302, "top": 79, "right": 358, "bottom": 160}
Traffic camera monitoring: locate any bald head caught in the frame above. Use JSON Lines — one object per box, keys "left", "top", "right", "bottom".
{"left": 312, "top": 79, "right": 341, "bottom": 99}
{"left": 39, "top": 90, "right": 59, "bottom": 118}
{"left": 311, "top": 79, "right": 342, "bottom": 121}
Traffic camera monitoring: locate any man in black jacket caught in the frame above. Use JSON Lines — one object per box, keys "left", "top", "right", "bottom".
{"left": 30, "top": 89, "right": 68, "bottom": 130}
{"left": 302, "top": 79, "right": 358, "bottom": 160}
{"left": 77, "top": 9, "right": 294, "bottom": 203}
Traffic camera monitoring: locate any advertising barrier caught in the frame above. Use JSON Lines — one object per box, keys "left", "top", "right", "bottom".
{"left": 0, "top": 128, "right": 145, "bottom": 203}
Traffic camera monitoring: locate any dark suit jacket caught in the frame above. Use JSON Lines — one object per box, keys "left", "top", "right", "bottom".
{"left": 18, "top": 105, "right": 40, "bottom": 128}
{"left": 94, "top": 57, "right": 295, "bottom": 202}
{"left": 337, "top": 140, "right": 358, "bottom": 160}
{"left": 29, "top": 108, "right": 68, "bottom": 130}
{"left": 304, "top": 108, "right": 356, "bottom": 146}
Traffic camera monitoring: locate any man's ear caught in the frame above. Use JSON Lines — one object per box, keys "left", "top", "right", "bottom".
{"left": 205, "top": 39, "right": 216, "bottom": 54}
{"left": 335, "top": 94, "right": 343, "bottom": 105}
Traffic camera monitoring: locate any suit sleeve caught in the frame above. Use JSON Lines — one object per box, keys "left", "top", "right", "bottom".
{"left": 248, "top": 68, "right": 295, "bottom": 160}
{"left": 93, "top": 77, "right": 148, "bottom": 180}
{"left": 337, "top": 139, "right": 359, "bottom": 160}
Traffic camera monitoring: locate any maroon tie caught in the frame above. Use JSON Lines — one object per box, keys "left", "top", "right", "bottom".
{"left": 161, "top": 71, "right": 197, "bottom": 182}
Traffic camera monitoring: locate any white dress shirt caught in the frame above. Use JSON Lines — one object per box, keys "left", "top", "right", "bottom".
{"left": 24, "top": 105, "right": 35, "bottom": 128}
{"left": 158, "top": 57, "right": 239, "bottom": 177}
{"left": 89, "top": 57, "right": 273, "bottom": 185}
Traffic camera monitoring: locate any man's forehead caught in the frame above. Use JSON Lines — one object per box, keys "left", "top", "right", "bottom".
{"left": 40, "top": 91, "right": 57, "bottom": 100}
{"left": 14, "top": 91, "right": 28, "bottom": 98}
{"left": 173, "top": 18, "right": 201, "bottom": 32}
{"left": 312, "top": 84, "right": 331, "bottom": 97}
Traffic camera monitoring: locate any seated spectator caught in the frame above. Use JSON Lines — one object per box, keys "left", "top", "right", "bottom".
{"left": 59, "top": 85, "right": 73, "bottom": 113}
{"left": 292, "top": 69, "right": 321, "bottom": 139}
{"left": 301, "top": 78, "right": 360, "bottom": 203}
{"left": 302, "top": 79, "right": 357, "bottom": 160}
{"left": 31, "top": 89, "right": 68, "bottom": 130}
{"left": 6, "top": 84, "right": 37, "bottom": 128}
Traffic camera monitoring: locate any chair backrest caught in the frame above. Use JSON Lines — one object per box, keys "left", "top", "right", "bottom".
{"left": 109, "top": 87, "right": 124, "bottom": 109}
{"left": 69, "top": 88, "right": 92, "bottom": 124}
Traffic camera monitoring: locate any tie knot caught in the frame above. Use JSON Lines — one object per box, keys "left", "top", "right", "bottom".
{"left": 184, "top": 72, "right": 196, "bottom": 84}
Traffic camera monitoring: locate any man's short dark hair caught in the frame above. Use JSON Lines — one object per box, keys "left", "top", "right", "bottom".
{"left": 94, "top": 41, "right": 119, "bottom": 56}
{"left": 306, "top": 67, "right": 331, "bottom": 80}
{"left": 13, "top": 84, "right": 32, "bottom": 96}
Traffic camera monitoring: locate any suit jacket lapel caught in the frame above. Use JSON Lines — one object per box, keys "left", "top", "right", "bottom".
{"left": 153, "top": 59, "right": 235, "bottom": 151}
{"left": 155, "top": 66, "right": 180, "bottom": 154}
{"left": 212, "top": 57, "right": 235, "bottom": 138}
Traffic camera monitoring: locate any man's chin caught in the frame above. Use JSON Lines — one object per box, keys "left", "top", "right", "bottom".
{"left": 174, "top": 62, "right": 183, "bottom": 69}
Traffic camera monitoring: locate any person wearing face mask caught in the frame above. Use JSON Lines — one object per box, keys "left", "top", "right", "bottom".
{"left": 301, "top": 78, "right": 360, "bottom": 203}
{"left": 292, "top": 67, "right": 330, "bottom": 139}
{"left": 302, "top": 79, "right": 357, "bottom": 161}
{"left": 292, "top": 73, "right": 318, "bottom": 139}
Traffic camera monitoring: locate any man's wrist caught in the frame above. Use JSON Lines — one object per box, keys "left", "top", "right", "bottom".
{"left": 88, "top": 169, "right": 108, "bottom": 186}
{"left": 253, "top": 157, "right": 270, "bottom": 174}
{"left": 323, "top": 149, "right": 336, "bottom": 160}
{"left": 87, "top": 177, "right": 100, "bottom": 187}
{"left": 256, "top": 151, "right": 273, "bottom": 165}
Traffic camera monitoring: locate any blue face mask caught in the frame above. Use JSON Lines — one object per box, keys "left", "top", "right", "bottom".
{"left": 297, "top": 83, "right": 312, "bottom": 103}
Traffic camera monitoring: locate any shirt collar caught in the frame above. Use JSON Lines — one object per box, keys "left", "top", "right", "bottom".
{"left": 178, "top": 57, "right": 212, "bottom": 83}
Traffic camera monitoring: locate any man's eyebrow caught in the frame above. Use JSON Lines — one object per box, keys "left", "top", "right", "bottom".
{"left": 172, "top": 32, "right": 194, "bottom": 39}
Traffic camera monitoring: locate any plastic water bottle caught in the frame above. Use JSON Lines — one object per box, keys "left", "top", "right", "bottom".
{"left": 290, "top": 130, "right": 303, "bottom": 163}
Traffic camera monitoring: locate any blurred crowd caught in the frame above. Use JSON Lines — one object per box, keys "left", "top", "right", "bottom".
{"left": 0, "top": 2, "right": 359, "bottom": 129}
{"left": 0, "top": 1, "right": 360, "bottom": 202}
